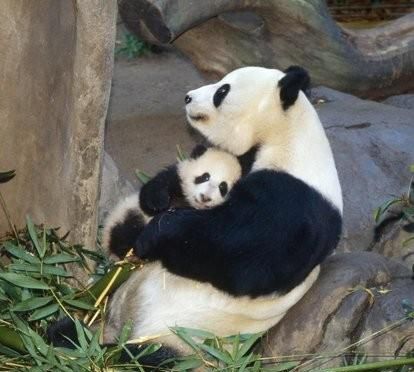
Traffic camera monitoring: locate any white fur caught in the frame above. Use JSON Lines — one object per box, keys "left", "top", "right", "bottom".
{"left": 178, "top": 148, "right": 241, "bottom": 209}
{"left": 106, "top": 263, "right": 319, "bottom": 350}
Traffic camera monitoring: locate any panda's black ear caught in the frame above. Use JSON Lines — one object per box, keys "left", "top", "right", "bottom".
{"left": 190, "top": 144, "right": 208, "bottom": 159}
{"left": 278, "top": 66, "right": 311, "bottom": 111}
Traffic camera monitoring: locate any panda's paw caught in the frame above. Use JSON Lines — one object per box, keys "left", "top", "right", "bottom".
{"left": 140, "top": 185, "right": 171, "bottom": 216}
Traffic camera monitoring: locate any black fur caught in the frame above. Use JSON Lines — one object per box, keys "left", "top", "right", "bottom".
{"left": 279, "top": 66, "right": 310, "bottom": 111}
{"left": 47, "top": 318, "right": 177, "bottom": 370}
{"left": 213, "top": 83, "right": 231, "bottom": 108}
{"left": 109, "top": 209, "right": 146, "bottom": 258}
{"left": 135, "top": 170, "right": 342, "bottom": 298}
{"left": 190, "top": 144, "right": 208, "bottom": 159}
{"left": 139, "top": 165, "right": 183, "bottom": 216}
{"left": 237, "top": 145, "right": 259, "bottom": 176}
{"left": 47, "top": 317, "right": 80, "bottom": 349}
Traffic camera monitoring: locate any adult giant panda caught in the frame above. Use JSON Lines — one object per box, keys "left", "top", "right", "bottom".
{"left": 104, "top": 66, "right": 343, "bottom": 357}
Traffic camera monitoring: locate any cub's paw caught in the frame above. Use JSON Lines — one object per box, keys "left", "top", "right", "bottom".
{"left": 139, "top": 185, "right": 170, "bottom": 216}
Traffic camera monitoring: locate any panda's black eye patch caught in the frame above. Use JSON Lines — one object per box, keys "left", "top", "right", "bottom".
{"left": 213, "top": 84, "right": 230, "bottom": 108}
{"left": 219, "top": 182, "right": 228, "bottom": 197}
{"left": 194, "top": 172, "right": 210, "bottom": 184}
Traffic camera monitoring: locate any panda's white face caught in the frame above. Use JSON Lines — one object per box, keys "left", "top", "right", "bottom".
{"left": 185, "top": 67, "right": 286, "bottom": 156}
{"left": 178, "top": 149, "right": 241, "bottom": 209}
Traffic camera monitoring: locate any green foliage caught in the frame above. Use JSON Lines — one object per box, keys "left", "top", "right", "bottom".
{"left": 0, "top": 170, "right": 15, "bottom": 184}
{"left": 373, "top": 166, "right": 414, "bottom": 245}
{"left": 1, "top": 219, "right": 414, "bottom": 371}
{"left": 115, "top": 32, "right": 152, "bottom": 59}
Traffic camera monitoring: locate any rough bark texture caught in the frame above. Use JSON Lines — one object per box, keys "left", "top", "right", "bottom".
{"left": 262, "top": 252, "right": 414, "bottom": 368}
{"left": 0, "top": 1, "right": 117, "bottom": 279}
{"left": 119, "top": 0, "right": 414, "bottom": 98}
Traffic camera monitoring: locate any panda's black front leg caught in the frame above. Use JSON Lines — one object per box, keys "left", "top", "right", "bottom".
{"left": 134, "top": 208, "right": 199, "bottom": 261}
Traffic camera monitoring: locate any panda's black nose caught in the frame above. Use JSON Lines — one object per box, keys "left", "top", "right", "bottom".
{"left": 185, "top": 95, "right": 192, "bottom": 104}
{"left": 200, "top": 194, "right": 211, "bottom": 203}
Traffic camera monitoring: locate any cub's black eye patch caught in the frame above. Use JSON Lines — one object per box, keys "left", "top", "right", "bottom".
{"left": 213, "top": 84, "right": 230, "bottom": 108}
{"left": 219, "top": 182, "right": 228, "bottom": 197}
{"left": 194, "top": 172, "right": 210, "bottom": 184}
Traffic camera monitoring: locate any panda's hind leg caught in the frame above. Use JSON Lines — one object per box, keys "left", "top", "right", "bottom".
{"left": 102, "top": 194, "right": 149, "bottom": 259}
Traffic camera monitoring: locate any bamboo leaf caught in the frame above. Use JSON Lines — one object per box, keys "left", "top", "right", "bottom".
{"left": 43, "top": 253, "right": 80, "bottom": 264}
{"left": 118, "top": 320, "right": 133, "bottom": 345}
{"left": 12, "top": 296, "right": 53, "bottom": 312}
{"left": 26, "top": 216, "right": 43, "bottom": 258}
{"left": 373, "top": 198, "right": 403, "bottom": 223}
{"left": 135, "top": 169, "right": 152, "bottom": 185}
{"left": 75, "top": 319, "right": 88, "bottom": 350}
{"left": 3, "top": 242, "right": 40, "bottom": 264}
{"left": 261, "top": 361, "right": 299, "bottom": 371}
{"left": 176, "top": 144, "right": 188, "bottom": 161}
{"left": 62, "top": 299, "right": 95, "bottom": 311}
{"left": 0, "top": 170, "right": 16, "bottom": 184}
{"left": 0, "top": 273, "right": 49, "bottom": 290}
{"left": 28, "top": 303, "right": 59, "bottom": 321}
{"left": 0, "top": 324, "right": 26, "bottom": 353}
{"left": 8, "top": 263, "right": 71, "bottom": 277}
{"left": 171, "top": 326, "right": 215, "bottom": 340}
{"left": 173, "top": 358, "right": 203, "bottom": 370}
{"left": 41, "top": 227, "right": 47, "bottom": 258}
{"left": 198, "top": 343, "right": 234, "bottom": 364}
{"left": 235, "top": 332, "right": 263, "bottom": 360}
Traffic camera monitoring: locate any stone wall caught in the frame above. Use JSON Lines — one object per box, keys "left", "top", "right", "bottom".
{"left": 0, "top": 1, "right": 117, "bottom": 262}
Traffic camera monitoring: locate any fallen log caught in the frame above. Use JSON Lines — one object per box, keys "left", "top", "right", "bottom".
{"left": 119, "top": 0, "right": 414, "bottom": 98}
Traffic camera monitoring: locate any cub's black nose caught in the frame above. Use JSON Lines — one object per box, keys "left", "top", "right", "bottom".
{"left": 185, "top": 95, "right": 192, "bottom": 104}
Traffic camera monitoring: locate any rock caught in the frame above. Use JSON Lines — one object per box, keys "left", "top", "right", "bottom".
{"left": 0, "top": 1, "right": 117, "bottom": 274}
{"left": 99, "top": 152, "right": 135, "bottom": 225}
{"left": 105, "top": 51, "right": 205, "bottom": 185}
{"left": 370, "top": 217, "right": 414, "bottom": 270}
{"left": 382, "top": 95, "right": 414, "bottom": 110}
{"left": 312, "top": 87, "right": 414, "bottom": 252}
{"left": 262, "top": 252, "right": 414, "bottom": 367}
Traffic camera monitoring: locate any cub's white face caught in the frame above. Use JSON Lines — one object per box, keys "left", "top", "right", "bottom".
{"left": 185, "top": 67, "right": 286, "bottom": 156}
{"left": 178, "top": 149, "right": 241, "bottom": 209}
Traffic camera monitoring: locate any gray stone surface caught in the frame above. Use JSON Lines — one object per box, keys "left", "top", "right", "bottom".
{"left": 99, "top": 152, "right": 135, "bottom": 225}
{"left": 312, "top": 87, "right": 414, "bottom": 252}
{"left": 382, "top": 94, "right": 414, "bottom": 110}
{"left": 0, "top": 1, "right": 117, "bottom": 279}
{"left": 262, "top": 252, "right": 414, "bottom": 367}
{"left": 371, "top": 217, "right": 414, "bottom": 269}
{"left": 105, "top": 50, "right": 208, "bottom": 185}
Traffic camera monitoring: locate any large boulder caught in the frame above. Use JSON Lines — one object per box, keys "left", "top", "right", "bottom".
{"left": 0, "top": 1, "right": 117, "bottom": 279}
{"left": 262, "top": 252, "right": 414, "bottom": 367}
{"left": 313, "top": 88, "right": 414, "bottom": 252}
{"left": 99, "top": 151, "right": 135, "bottom": 225}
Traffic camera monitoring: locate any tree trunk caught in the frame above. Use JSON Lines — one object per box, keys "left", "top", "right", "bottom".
{"left": 119, "top": 0, "right": 414, "bottom": 98}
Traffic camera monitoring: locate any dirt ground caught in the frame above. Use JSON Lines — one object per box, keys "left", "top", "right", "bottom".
{"left": 105, "top": 48, "right": 209, "bottom": 186}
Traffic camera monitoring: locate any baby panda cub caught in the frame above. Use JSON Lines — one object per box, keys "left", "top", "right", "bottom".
{"left": 102, "top": 145, "right": 242, "bottom": 259}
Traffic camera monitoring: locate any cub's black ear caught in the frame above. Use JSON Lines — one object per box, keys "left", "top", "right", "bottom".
{"left": 190, "top": 144, "right": 208, "bottom": 159}
{"left": 278, "top": 66, "right": 311, "bottom": 111}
